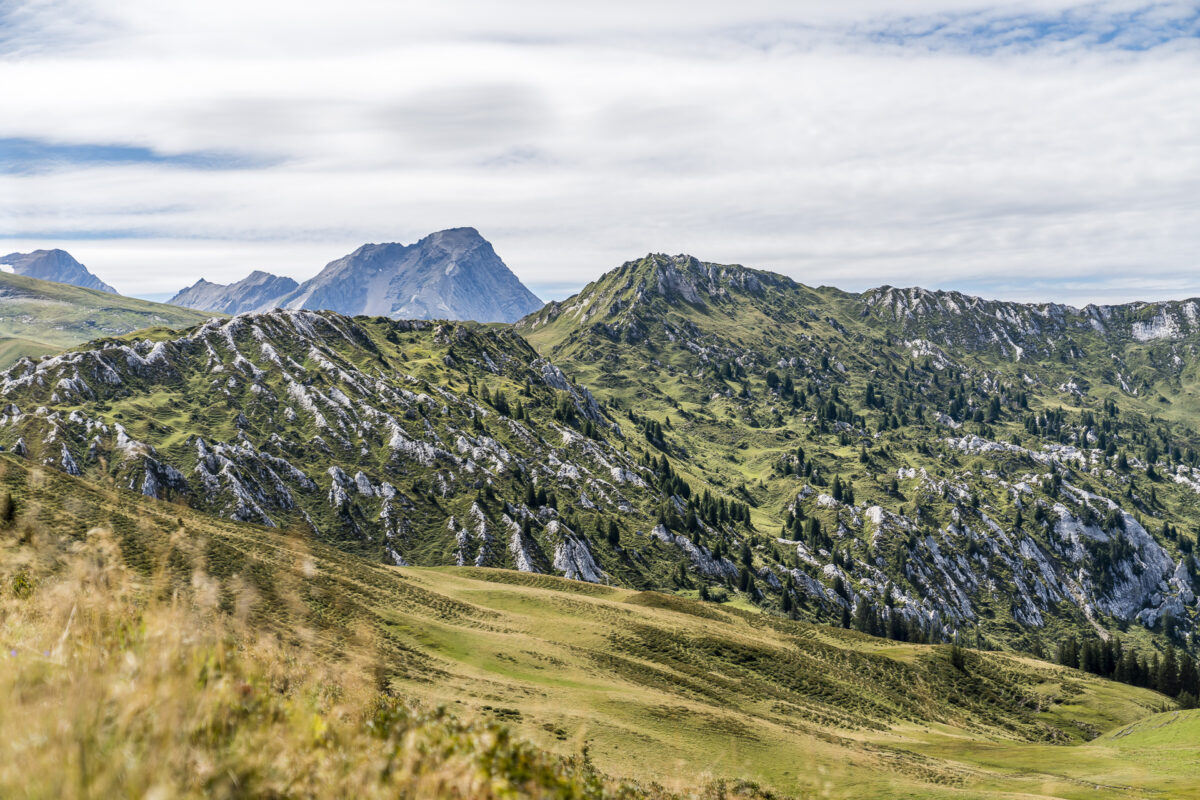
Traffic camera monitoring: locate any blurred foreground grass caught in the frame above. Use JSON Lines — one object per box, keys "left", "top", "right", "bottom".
{"left": 0, "top": 522, "right": 773, "bottom": 799}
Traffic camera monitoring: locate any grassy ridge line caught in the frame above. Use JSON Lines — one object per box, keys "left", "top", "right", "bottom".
{"left": 0, "top": 455, "right": 1178, "bottom": 798}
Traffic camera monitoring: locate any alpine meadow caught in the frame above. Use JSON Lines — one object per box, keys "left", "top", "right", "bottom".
{"left": 4, "top": 1, "right": 1200, "bottom": 798}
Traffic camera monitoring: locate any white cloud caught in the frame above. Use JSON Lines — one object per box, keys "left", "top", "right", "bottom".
{"left": 1, "top": 1, "right": 1198, "bottom": 306}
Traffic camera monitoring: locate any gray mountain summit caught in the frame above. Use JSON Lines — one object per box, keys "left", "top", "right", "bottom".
{"left": 168, "top": 271, "right": 300, "bottom": 315}
{"left": 0, "top": 249, "right": 118, "bottom": 294}
{"left": 168, "top": 228, "right": 543, "bottom": 323}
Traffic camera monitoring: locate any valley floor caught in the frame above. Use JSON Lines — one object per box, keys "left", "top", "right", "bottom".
{"left": 383, "top": 567, "right": 1195, "bottom": 799}
{"left": 0, "top": 455, "right": 1192, "bottom": 799}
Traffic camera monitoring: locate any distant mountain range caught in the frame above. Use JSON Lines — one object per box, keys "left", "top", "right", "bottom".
{"left": 0, "top": 249, "right": 118, "bottom": 293}
{"left": 166, "top": 271, "right": 299, "bottom": 316}
{"left": 168, "top": 227, "right": 543, "bottom": 323}
{"left": 0, "top": 227, "right": 541, "bottom": 366}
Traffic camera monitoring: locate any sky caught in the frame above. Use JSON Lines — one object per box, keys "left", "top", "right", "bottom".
{"left": 1, "top": 0, "right": 1198, "bottom": 306}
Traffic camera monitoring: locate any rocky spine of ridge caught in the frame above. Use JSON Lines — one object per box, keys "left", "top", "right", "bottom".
{"left": 861, "top": 285, "right": 1200, "bottom": 360}
{"left": 0, "top": 309, "right": 707, "bottom": 584}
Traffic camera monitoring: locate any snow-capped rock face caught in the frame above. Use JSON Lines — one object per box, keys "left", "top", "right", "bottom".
{"left": 0, "top": 249, "right": 117, "bottom": 293}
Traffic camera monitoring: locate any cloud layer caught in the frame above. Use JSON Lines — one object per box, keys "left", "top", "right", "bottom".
{"left": 1, "top": 1, "right": 1198, "bottom": 305}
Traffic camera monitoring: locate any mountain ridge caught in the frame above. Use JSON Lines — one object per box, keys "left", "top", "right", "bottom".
{"left": 169, "top": 227, "right": 544, "bottom": 323}
{"left": 524, "top": 252, "right": 1200, "bottom": 351}
{"left": 5, "top": 249, "right": 1200, "bottom": 664}
{"left": 518, "top": 252, "right": 1200, "bottom": 656}
{"left": 169, "top": 270, "right": 300, "bottom": 315}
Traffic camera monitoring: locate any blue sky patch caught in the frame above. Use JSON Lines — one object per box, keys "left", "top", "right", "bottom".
{"left": 862, "top": 5, "right": 1200, "bottom": 53}
{"left": 0, "top": 137, "right": 275, "bottom": 174}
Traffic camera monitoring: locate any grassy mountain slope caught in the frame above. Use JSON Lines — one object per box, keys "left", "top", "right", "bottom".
{"left": 0, "top": 271, "right": 216, "bottom": 366}
{"left": 517, "top": 255, "right": 1200, "bottom": 659}
{"left": 389, "top": 569, "right": 1177, "bottom": 799}
{"left": 0, "top": 455, "right": 1182, "bottom": 798}
{"left": 0, "top": 335, "right": 57, "bottom": 365}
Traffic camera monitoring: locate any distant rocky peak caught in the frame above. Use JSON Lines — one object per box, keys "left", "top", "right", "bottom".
{"left": 421, "top": 226, "right": 488, "bottom": 253}
{"left": 168, "top": 271, "right": 299, "bottom": 316}
{"left": 0, "top": 249, "right": 118, "bottom": 294}
{"left": 171, "top": 228, "right": 542, "bottom": 324}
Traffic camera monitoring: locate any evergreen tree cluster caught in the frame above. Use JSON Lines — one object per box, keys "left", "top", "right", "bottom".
{"left": 642, "top": 453, "right": 751, "bottom": 532}
{"left": 848, "top": 601, "right": 943, "bottom": 644}
{"left": 1056, "top": 635, "right": 1200, "bottom": 707}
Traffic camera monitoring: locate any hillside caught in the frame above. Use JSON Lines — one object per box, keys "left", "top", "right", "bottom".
{"left": 0, "top": 272, "right": 217, "bottom": 367}
{"left": 517, "top": 254, "right": 1200, "bottom": 660}
{"left": 0, "top": 308, "right": 757, "bottom": 592}
{"left": 6, "top": 251, "right": 1200, "bottom": 682}
{"left": 0, "top": 455, "right": 1184, "bottom": 799}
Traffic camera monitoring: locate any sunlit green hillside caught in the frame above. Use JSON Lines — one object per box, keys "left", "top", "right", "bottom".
{"left": 0, "top": 455, "right": 1186, "bottom": 798}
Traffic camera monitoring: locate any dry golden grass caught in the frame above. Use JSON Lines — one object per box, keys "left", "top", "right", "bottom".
{"left": 0, "top": 523, "right": 771, "bottom": 799}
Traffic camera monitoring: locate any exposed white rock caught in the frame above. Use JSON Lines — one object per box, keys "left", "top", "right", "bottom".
{"left": 552, "top": 529, "right": 604, "bottom": 583}
{"left": 651, "top": 524, "right": 739, "bottom": 579}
